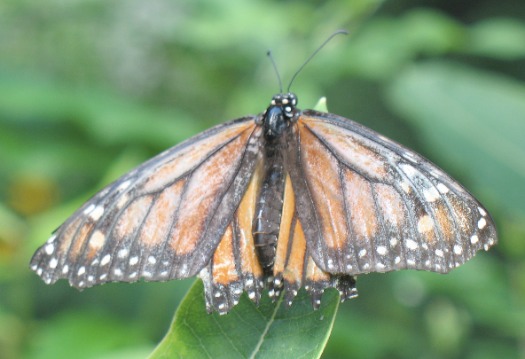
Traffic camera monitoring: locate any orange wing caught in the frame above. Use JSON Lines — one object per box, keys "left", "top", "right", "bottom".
{"left": 287, "top": 111, "right": 497, "bottom": 275}
{"left": 199, "top": 160, "right": 266, "bottom": 313}
{"left": 31, "top": 118, "right": 263, "bottom": 289}
{"left": 271, "top": 174, "right": 357, "bottom": 308}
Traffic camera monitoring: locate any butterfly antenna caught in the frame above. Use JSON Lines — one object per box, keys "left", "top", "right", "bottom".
{"left": 287, "top": 30, "right": 348, "bottom": 92}
{"left": 267, "top": 50, "right": 283, "bottom": 93}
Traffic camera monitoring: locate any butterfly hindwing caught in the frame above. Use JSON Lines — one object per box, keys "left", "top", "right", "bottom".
{"left": 271, "top": 173, "right": 358, "bottom": 308}
{"left": 199, "top": 159, "right": 266, "bottom": 313}
{"left": 31, "top": 117, "right": 263, "bottom": 288}
{"left": 288, "top": 111, "right": 496, "bottom": 275}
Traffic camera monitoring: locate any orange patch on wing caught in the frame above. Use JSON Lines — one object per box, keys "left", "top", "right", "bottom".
{"left": 171, "top": 129, "right": 253, "bottom": 255}
{"left": 300, "top": 118, "right": 387, "bottom": 179}
{"left": 138, "top": 180, "right": 185, "bottom": 246}
{"left": 115, "top": 195, "right": 154, "bottom": 239}
{"left": 212, "top": 225, "right": 239, "bottom": 285}
{"left": 434, "top": 203, "right": 455, "bottom": 243}
{"left": 282, "top": 219, "right": 307, "bottom": 285}
{"left": 298, "top": 122, "right": 349, "bottom": 250}
{"left": 236, "top": 161, "right": 263, "bottom": 277}
{"left": 449, "top": 197, "right": 474, "bottom": 236}
{"left": 86, "top": 230, "right": 106, "bottom": 260}
{"left": 305, "top": 256, "right": 330, "bottom": 282}
{"left": 375, "top": 184, "right": 405, "bottom": 226}
{"left": 418, "top": 214, "right": 437, "bottom": 245}
{"left": 274, "top": 174, "right": 295, "bottom": 275}
{"left": 343, "top": 169, "right": 378, "bottom": 239}
{"left": 67, "top": 219, "right": 93, "bottom": 258}
{"left": 143, "top": 122, "right": 255, "bottom": 192}
{"left": 58, "top": 217, "right": 83, "bottom": 256}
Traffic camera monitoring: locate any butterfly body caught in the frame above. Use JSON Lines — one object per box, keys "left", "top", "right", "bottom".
{"left": 31, "top": 92, "right": 497, "bottom": 314}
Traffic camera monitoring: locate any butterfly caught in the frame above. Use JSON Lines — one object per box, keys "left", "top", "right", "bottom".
{"left": 30, "top": 34, "right": 497, "bottom": 314}
{"left": 30, "top": 90, "right": 497, "bottom": 314}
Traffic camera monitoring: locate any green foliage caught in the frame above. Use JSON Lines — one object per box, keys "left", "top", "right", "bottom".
{"left": 1, "top": 0, "right": 524, "bottom": 358}
{"left": 150, "top": 280, "right": 339, "bottom": 359}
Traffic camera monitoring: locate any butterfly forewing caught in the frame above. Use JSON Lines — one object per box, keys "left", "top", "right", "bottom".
{"left": 31, "top": 117, "right": 262, "bottom": 288}
{"left": 288, "top": 111, "right": 496, "bottom": 276}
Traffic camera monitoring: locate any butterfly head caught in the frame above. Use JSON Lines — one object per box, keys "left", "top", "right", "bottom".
{"left": 261, "top": 92, "right": 298, "bottom": 141}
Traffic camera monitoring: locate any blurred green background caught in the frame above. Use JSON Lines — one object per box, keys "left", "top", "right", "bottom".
{"left": 1, "top": 0, "right": 524, "bottom": 358}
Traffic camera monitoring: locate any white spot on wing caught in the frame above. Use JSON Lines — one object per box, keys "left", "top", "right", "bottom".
{"left": 49, "top": 258, "right": 58, "bottom": 269}
{"left": 437, "top": 183, "right": 449, "bottom": 194}
{"left": 453, "top": 245, "right": 463, "bottom": 255}
{"left": 101, "top": 254, "right": 111, "bottom": 266}
{"left": 470, "top": 235, "right": 479, "bottom": 244}
{"left": 376, "top": 246, "right": 388, "bottom": 255}
{"left": 45, "top": 243, "right": 55, "bottom": 255}
{"left": 117, "top": 180, "right": 132, "bottom": 192}
{"left": 478, "top": 207, "right": 487, "bottom": 216}
{"left": 478, "top": 218, "right": 487, "bottom": 229}
{"left": 423, "top": 187, "right": 440, "bottom": 202}
{"left": 358, "top": 249, "right": 367, "bottom": 258}
{"left": 89, "top": 231, "right": 106, "bottom": 250}
{"left": 118, "top": 249, "right": 129, "bottom": 258}
{"left": 400, "top": 163, "right": 417, "bottom": 179}
{"left": 406, "top": 239, "right": 418, "bottom": 250}
{"left": 89, "top": 205, "right": 105, "bottom": 221}
{"left": 83, "top": 204, "right": 96, "bottom": 215}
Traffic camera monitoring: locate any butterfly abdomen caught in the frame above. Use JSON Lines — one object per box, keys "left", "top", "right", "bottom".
{"left": 253, "top": 144, "right": 286, "bottom": 274}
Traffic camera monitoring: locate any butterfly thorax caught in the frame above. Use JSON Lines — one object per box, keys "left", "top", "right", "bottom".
{"left": 261, "top": 93, "right": 298, "bottom": 141}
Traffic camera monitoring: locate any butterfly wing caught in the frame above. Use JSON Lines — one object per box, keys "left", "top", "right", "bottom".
{"left": 271, "top": 173, "right": 357, "bottom": 308}
{"left": 287, "top": 110, "right": 497, "bottom": 275}
{"left": 31, "top": 117, "right": 263, "bottom": 289}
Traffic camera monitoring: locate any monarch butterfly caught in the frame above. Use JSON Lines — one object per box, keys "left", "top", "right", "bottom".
{"left": 30, "top": 35, "right": 497, "bottom": 315}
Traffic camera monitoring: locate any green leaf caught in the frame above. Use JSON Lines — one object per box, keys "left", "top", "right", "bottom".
{"left": 149, "top": 280, "right": 340, "bottom": 359}
{"left": 313, "top": 97, "right": 328, "bottom": 112}
{"left": 466, "top": 18, "right": 525, "bottom": 60}
{"left": 386, "top": 61, "right": 525, "bottom": 214}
